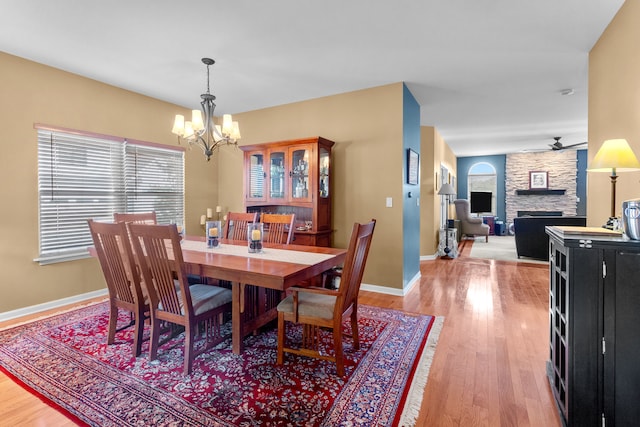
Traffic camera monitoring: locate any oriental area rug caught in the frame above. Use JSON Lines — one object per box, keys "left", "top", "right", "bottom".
{"left": 0, "top": 301, "right": 442, "bottom": 426}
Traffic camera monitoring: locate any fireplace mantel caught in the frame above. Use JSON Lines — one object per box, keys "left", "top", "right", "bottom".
{"left": 516, "top": 189, "right": 566, "bottom": 196}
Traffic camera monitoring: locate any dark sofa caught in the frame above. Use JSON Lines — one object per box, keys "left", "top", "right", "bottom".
{"left": 513, "top": 216, "right": 587, "bottom": 260}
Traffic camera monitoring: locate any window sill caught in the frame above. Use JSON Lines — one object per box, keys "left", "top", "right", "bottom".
{"left": 34, "top": 249, "right": 91, "bottom": 266}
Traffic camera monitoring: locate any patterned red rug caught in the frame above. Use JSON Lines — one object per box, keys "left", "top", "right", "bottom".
{"left": 0, "top": 302, "right": 442, "bottom": 426}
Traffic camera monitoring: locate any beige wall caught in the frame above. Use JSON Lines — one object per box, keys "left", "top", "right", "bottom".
{"left": 0, "top": 52, "right": 216, "bottom": 312}
{"left": 589, "top": 0, "right": 640, "bottom": 225}
{"left": 0, "top": 52, "right": 448, "bottom": 313}
{"left": 420, "top": 126, "right": 456, "bottom": 255}
{"left": 218, "top": 83, "right": 407, "bottom": 289}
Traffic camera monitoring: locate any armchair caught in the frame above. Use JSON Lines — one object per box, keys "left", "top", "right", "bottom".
{"left": 88, "top": 220, "right": 149, "bottom": 357}
{"left": 128, "top": 223, "right": 232, "bottom": 375}
{"left": 453, "top": 199, "right": 490, "bottom": 242}
{"left": 277, "top": 219, "right": 376, "bottom": 376}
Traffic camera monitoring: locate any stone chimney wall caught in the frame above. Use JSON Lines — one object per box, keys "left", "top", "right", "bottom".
{"left": 505, "top": 150, "right": 578, "bottom": 224}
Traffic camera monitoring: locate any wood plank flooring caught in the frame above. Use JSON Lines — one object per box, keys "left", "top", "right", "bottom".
{"left": 360, "top": 241, "right": 561, "bottom": 426}
{"left": 0, "top": 242, "right": 561, "bottom": 426}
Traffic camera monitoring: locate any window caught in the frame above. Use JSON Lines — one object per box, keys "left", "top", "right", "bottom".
{"left": 36, "top": 126, "right": 184, "bottom": 265}
{"left": 467, "top": 162, "right": 497, "bottom": 215}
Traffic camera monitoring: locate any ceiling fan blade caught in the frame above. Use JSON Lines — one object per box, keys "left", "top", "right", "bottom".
{"left": 548, "top": 140, "right": 587, "bottom": 150}
{"left": 565, "top": 142, "right": 588, "bottom": 148}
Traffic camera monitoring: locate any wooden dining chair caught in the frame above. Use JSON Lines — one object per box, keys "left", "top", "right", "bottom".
{"left": 223, "top": 212, "right": 258, "bottom": 241}
{"left": 277, "top": 219, "right": 376, "bottom": 376}
{"left": 88, "top": 219, "right": 149, "bottom": 357}
{"left": 260, "top": 213, "right": 295, "bottom": 244}
{"left": 114, "top": 211, "right": 157, "bottom": 225}
{"left": 114, "top": 211, "right": 211, "bottom": 285}
{"left": 127, "top": 223, "right": 232, "bottom": 375}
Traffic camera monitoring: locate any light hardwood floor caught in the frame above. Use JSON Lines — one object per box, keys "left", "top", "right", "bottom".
{"left": 0, "top": 242, "right": 561, "bottom": 426}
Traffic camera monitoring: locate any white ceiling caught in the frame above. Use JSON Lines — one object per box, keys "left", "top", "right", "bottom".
{"left": 0, "top": 1, "right": 625, "bottom": 157}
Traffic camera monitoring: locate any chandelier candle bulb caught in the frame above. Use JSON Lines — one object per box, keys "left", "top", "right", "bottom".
{"left": 191, "top": 110, "right": 204, "bottom": 131}
{"left": 207, "top": 208, "right": 213, "bottom": 218}
{"left": 216, "top": 206, "right": 222, "bottom": 213}
{"left": 172, "top": 115, "right": 185, "bottom": 135}
{"left": 183, "top": 122, "right": 194, "bottom": 139}
{"left": 200, "top": 214, "right": 206, "bottom": 225}
{"left": 222, "top": 114, "right": 233, "bottom": 135}
{"left": 231, "top": 122, "right": 241, "bottom": 140}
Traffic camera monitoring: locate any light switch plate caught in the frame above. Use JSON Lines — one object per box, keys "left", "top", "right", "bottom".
{"left": 386, "top": 197, "right": 393, "bottom": 208}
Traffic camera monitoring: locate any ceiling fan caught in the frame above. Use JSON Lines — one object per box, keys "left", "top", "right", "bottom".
{"left": 549, "top": 136, "right": 588, "bottom": 151}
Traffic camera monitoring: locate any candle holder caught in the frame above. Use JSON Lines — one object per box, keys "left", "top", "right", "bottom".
{"left": 206, "top": 220, "right": 221, "bottom": 248}
{"left": 247, "top": 222, "right": 263, "bottom": 253}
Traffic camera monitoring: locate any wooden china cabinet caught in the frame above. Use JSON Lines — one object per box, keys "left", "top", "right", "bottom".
{"left": 240, "top": 136, "right": 334, "bottom": 246}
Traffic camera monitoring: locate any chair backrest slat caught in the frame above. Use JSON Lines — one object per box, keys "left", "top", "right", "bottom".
{"left": 223, "top": 212, "right": 258, "bottom": 241}
{"left": 261, "top": 213, "right": 295, "bottom": 244}
{"left": 336, "top": 219, "right": 376, "bottom": 314}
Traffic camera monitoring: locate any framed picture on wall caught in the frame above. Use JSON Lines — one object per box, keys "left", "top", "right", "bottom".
{"left": 407, "top": 149, "right": 419, "bottom": 185}
{"left": 529, "top": 171, "right": 548, "bottom": 190}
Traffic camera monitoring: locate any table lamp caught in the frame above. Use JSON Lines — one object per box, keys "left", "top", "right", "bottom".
{"left": 587, "top": 139, "right": 640, "bottom": 228}
{"left": 438, "top": 182, "right": 457, "bottom": 256}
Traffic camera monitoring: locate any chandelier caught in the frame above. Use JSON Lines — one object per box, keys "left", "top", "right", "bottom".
{"left": 171, "top": 58, "right": 241, "bottom": 161}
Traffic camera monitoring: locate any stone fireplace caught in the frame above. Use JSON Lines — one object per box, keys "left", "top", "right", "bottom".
{"left": 505, "top": 150, "right": 578, "bottom": 224}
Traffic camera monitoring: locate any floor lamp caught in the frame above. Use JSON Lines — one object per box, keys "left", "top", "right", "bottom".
{"left": 588, "top": 139, "right": 640, "bottom": 229}
{"left": 438, "top": 183, "right": 457, "bottom": 256}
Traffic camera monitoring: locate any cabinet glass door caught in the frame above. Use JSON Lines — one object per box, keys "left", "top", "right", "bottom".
{"left": 269, "top": 150, "right": 286, "bottom": 200}
{"left": 290, "top": 147, "right": 310, "bottom": 201}
{"left": 319, "top": 147, "right": 329, "bottom": 198}
{"left": 247, "top": 152, "right": 265, "bottom": 201}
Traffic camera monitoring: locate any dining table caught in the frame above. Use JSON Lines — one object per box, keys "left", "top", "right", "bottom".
{"left": 170, "top": 236, "right": 346, "bottom": 354}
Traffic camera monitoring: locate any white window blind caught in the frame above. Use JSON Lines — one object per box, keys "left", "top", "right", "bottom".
{"left": 36, "top": 128, "right": 184, "bottom": 264}
{"left": 125, "top": 144, "right": 184, "bottom": 226}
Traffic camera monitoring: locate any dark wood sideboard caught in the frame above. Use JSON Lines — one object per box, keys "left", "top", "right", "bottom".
{"left": 546, "top": 226, "right": 640, "bottom": 427}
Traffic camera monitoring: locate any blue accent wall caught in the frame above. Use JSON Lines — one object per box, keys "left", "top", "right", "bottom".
{"left": 456, "top": 155, "right": 507, "bottom": 222}
{"left": 577, "top": 149, "right": 587, "bottom": 216}
{"left": 402, "top": 84, "right": 420, "bottom": 288}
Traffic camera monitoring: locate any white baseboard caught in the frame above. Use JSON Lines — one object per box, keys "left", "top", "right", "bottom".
{"left": 420, "top": 252, "right": 438, "bottom": 261}
{"left": 0, "top": 289, "right": 108, "bottom": 322}
{"left": 361, "top": 271, "right": 421, "bottom": 297}
{"left": 2, "top": 272, "right": 425, "bottom": 322}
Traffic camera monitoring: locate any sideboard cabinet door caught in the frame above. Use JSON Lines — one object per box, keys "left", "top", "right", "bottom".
{"left": 604, "top": 250, "right": 640, "bottom": 426}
